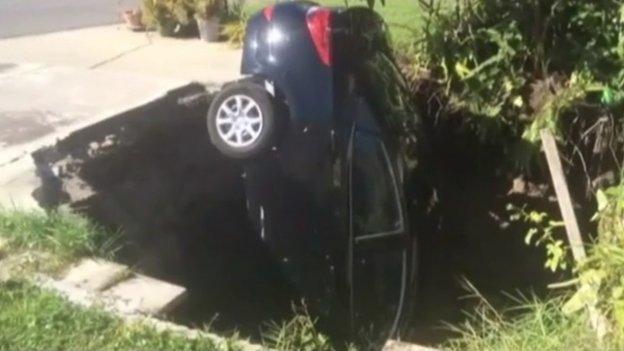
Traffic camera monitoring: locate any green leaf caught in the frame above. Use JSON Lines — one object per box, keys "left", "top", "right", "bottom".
{"left": 614, "top": 299, "right": 624, "bottom": 330}
{"left": 563, "top": 284, "right": 598, "bottom": 315}
{"left": 596, "top": 189, "right": 608, "bottom": 212}
{"left": 525, "top": 228, "right": 538, "bottom": 245}
{"left": 601, "top": 87, "right": 615, "bottom": 105}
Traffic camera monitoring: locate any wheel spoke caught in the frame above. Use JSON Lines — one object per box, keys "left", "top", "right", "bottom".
{"left": 243, "top": 103, "right": 256, "bottom": 114}
{"left": 235, "top": 96, "right": 243, "bottom": 113}
{"left": 221, "top": 104, "right": 234, "bottom": 116}
{"left": 235, "top": 129, "right": 244, "bottom": 144}
{"left": 248, "top": 119, "right": 261, "bottom": 126}
{"left": 216, "top": 117, "right": 233, "bottom": 126}
{"left": 222, "top": 126, "right": 236, "bottom": 139}
{"left": 245, "top": 125, "right": 259, "bottom": 138}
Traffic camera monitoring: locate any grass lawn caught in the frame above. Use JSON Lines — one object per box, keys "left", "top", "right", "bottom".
{"left": 0, "top": 281, "right": 227, "bottom": 351}
{"left": 0, "top": 209, "right": 114, "bottom": 260}
{"left": 0, "top": 209, "right": 335, "bottom": 351}
{"left": 0, "top": 210, "right": 250, "bottom": 351}
{"left": 243, "top": 0, "right": 430, "bottom": 48}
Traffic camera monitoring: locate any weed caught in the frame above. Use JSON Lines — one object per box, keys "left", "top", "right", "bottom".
{"left": 444, "top": 281, "right": 605, "bottom": 351}
{"left": 262, "top": 304, "right": 335, "bottom": 351}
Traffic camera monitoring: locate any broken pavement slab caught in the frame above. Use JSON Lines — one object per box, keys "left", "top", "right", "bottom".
{"left": 35, "top": 259, "right": 265, "bottom": 351}
{"left": 104, "top": 274, "right": 187, "bottom": 315}
{"left": 60, "top": 258, "right": 186, "bottom": 316}
{"left": 62, "top": 258, "right": 130, "bottom": 291}
{"left": 0, "top": 63, "right": 193, "bottom": 209}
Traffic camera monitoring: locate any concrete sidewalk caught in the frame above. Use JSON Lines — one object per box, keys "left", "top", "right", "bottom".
{"left": 0, "top": 25, "right": 242, "bottom": 208}
{"left": 0, "top": 24, "right": 242, "bottom": 83}
{"left": 0, "top": 63, "right": 196, "bottom": 208}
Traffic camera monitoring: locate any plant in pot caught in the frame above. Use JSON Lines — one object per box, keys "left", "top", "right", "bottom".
{"left": 194, "top": 0, "right": 224, "bottom": 42}
{"left": 142, "top": 0, "right": 196, "bottom": 37}
{"left": 221, "top": 1, "right": 247, "bottom": 47}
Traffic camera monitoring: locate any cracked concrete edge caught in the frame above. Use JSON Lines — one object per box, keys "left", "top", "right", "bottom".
{"left": 34, "top": 274, "right": 268, "bottom": 351}
{"left": 0, "top": 80, "right": 194, "bottom": 170}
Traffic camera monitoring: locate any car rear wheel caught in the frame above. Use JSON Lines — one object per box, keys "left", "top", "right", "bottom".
{"left": 207, "top": 81, "right": 279, "bottom": 159}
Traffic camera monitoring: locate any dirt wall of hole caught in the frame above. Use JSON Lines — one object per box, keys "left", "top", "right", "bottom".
{"left": 32, "top": 86, "right": 566, "bottom": 345}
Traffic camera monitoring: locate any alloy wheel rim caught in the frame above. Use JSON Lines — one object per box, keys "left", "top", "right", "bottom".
{"left": 216, "top": 95, "right": 264, "bottom": 148}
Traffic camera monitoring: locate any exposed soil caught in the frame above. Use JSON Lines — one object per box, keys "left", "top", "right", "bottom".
{"left": 32, "top": 86, "right": 567, "bottom": 347}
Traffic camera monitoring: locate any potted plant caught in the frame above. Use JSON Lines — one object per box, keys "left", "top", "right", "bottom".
{"left": 142, "top": 0, "right": 197, "bottom": 37}
{"left": 193, "top": 0, "right": 224, "bottom": 42}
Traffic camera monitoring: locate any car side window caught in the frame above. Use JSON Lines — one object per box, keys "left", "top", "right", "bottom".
{"left": 351, "top": 130, "right": 403, "bottom": 238}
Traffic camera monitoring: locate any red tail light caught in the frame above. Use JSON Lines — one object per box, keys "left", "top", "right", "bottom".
{"left": 263, "top": 6, "right": 275, "bottom": 21}
{"left": 306, "top": 7, "right": 332, "bottom": 66}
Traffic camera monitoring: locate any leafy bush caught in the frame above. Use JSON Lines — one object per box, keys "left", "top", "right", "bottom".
{"left": 142, "top": 0, "right": 196, "bottom": 35}
{"left": 411, "top": 0, "right": 624, "bottom": 172}
{"left": 221, "top": 20, "right": 246, "bottom": 48}
{"left": 220, "top": 0, "right": 247, "bottom": 46}
{"left": 221, "top": 14, "right": 247, "bottom": 48}
{"left": 507, "top": 203, "right": 569, "bottom": 272}
{"left": 561, "top": 182, "right": 624, "bottom": 346}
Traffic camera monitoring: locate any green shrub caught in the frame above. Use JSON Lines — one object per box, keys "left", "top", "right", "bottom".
{"left": 142, "top": 0, "right": 196, "bottom": 36}
{"left": 412, "top": 0, "right": 624, "bottom": 167}
{"left": 221, "top": 17, "right": 247, "bottom": 48}
{"left": 562, "top": 182, "right": 624, "bottom": 346}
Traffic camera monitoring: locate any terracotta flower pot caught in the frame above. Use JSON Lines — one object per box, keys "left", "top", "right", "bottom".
{"left": 122, "top": 9, "right": 144, "bottom": 31}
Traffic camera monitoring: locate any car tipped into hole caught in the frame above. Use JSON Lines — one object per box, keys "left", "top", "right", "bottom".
{"left": 206, "top": 1, "right": 429, "bottom": 347}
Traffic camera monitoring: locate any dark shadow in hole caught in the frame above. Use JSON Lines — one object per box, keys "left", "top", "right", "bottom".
{"left": 32, "top": 86, "right": 570, "bottom": 347}
{"left": 35, "top": 89, "right": 296, "bottom": 340}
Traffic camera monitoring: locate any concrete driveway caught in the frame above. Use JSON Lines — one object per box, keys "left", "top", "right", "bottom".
{"left": 0, "top": 25, "right": 242, "bottom": 84}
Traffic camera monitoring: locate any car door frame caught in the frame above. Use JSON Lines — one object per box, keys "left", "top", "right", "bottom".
{"left": 345, "top": 99, "right": 410, "bottom": 337}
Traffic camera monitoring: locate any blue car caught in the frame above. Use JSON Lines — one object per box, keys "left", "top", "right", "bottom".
{"left": 206, "top": 1, "right": 428, "bottom": 346}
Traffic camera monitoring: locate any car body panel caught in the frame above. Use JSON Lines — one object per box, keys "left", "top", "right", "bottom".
{"left": 231, "top": 1, "right": 427, "bottom": 342}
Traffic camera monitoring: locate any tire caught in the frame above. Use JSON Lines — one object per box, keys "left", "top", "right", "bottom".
{"left": 207, "top": 81, "right": 279, "bottom": 159}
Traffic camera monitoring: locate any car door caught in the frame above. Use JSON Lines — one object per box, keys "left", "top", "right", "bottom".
{"left": 347, "top": 100, "right": 410, "bottom": 343}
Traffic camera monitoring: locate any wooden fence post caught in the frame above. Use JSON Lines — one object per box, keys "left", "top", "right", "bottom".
{"left": 540, "top": 129, "right": 608, "bottom": 339}
{"left": 540, "top": 129, "right": 587, "bottom": 261}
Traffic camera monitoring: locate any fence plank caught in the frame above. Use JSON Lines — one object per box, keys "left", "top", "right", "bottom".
{"left": 540, "top": 129, "right": 586, "bottom": 261}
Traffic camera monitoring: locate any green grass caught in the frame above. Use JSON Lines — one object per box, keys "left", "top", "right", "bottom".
{"left": 0, "top": 209, "right": 116, "bottom": 260}
{"left": 443, "top": 294, "right": 616, "bottom": 351}
{"left": 243, "top": 0, "right": 430, "bottom": 48}
{"left": 0, "top": 281, "right": 230, "bottom": 351}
